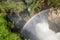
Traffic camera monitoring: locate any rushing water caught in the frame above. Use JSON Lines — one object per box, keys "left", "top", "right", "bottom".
{"left": 21, "top": 9, "right": 60, "bottom": 40}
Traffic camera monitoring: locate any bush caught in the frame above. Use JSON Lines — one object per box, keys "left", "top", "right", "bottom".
{"left": 0, "top": 13, "right": 22, "bottom": 40}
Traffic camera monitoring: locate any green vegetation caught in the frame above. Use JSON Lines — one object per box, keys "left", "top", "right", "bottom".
{"left": 0, "top": 13, "right": 22, "bottom": 40}
{"left": 48, "top": 0, "right": 60, "bottom": 7}
{"left": 0, "top": 0, "right": 60, "bottom": 14}
{"left": 0, "top": 0, "right": 60, "bottom": 40}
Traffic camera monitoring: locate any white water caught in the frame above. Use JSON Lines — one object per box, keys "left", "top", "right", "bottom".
{"left": 35, "top": 22, "right": 60, "bottom": 40}
{"left": 21, "top": 10, "right": 60, "bottom": 40}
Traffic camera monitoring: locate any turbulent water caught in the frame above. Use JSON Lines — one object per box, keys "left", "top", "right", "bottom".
{"left": 21, "top": 9, "right": 60, "bottom": 40}
{"left": 35, "top": 22, "right": 59, "bottom": 40}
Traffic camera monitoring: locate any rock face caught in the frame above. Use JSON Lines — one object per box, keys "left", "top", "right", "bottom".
{"left": 6, "top": 8, "right": 31, "bottom": 32}
{"left": 48, "top": 8, "right": 60, "bottom": 32}
{"left": 21, "top": 8, "right": 60, "bottom": 40}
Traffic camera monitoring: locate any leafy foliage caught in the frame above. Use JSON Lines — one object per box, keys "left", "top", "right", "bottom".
{"left": 0, "top": 13, "right": 22, "bottom": 40}
{"left": 48, "top": 0, "right": 60, "bottom": 7}
{"left": 0, "top": 0, "right": 60, "bottom": 40}
{"left": 0, "top": 1, "right": 26, "bottom": 13}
